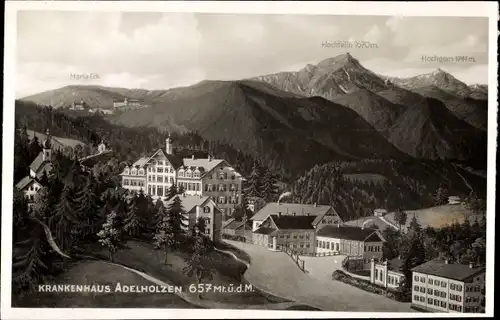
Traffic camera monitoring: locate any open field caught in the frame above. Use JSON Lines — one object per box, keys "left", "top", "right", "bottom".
{"left": 12, "top": 260, "right": 197, "bottom": 308}
{"left": 27, "top": 129, "right": 85, "bottom": 148}
{"left": 89, "top": 240, "right": 287, "bottom": 305}
{"left": 384, "top": 204, "right": 483, "bottom": 229}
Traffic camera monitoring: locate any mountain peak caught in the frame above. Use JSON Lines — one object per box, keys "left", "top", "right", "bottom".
{"left": 316, "top": 52, "right": 359, "bottom": 69}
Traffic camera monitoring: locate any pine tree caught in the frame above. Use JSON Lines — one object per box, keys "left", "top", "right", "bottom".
{"left": 261, "top": 168, "right": 278, "bottom": 201}
{"left": 394, "top": 209, "right": 408, "bottom": 232}
{"left": 434, "top": 184, "right": 449, "bottom": 206}
{"left": 97, "top": 210, "right": 127, "bottom": 262}
{"left": 49, "top": 185, "right": 79, "bottom": 252}
{"left": 166, "top": 184, "right": 178, "bottom": 200}
{"left": 124, "top": 197, "right": 142, "bottom": 238}
{"left": 177, "top": 184, "right": 185, "bottom": 196}
{"left": 165, "top": 196, "right": 188, "bottom": 247}
{"left": 182, "top": 230, "right": 214, "bottom": 299}
{"left": 74, "top": 175, "right": 100, "bottom": 239}
{"left": 244, "top": 162, "right": 262, "bottom": 199}
{"left": 153, "top": 206, "right": 174, "bottom": 265}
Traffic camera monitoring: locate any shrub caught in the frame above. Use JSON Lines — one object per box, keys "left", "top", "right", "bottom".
{"left": 331, "top": 270, "right": 410, "bottom": 303}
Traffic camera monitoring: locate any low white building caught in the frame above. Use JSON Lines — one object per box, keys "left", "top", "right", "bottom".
{"left": 370, "top": 257, "right": 405, "bottom": 289}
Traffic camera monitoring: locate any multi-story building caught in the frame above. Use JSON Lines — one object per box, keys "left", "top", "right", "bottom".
{"left": 70, "top": 99, "right": 85, "bottom": 110}
{"left": 120, "top": 135, "right": 245, "bottom": 218}
{"left": 164, "top": 194, "right": 223, "bottom": 242}
{"left": 315, "top": 224, "right": 385, "bottom": 265}
{"left": 411, "top": 259, "right": 485, "bottom": 313}
{"left": 370, "top": 257, "right": 405, "bottom": 290}
{"left": 253, "top": 213, "right": 317, "bottom": 254}
{"left": 250, "top": 202, "right": 344, "bottom": 232}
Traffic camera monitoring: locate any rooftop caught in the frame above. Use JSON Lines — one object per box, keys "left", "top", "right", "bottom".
{"left": 411, "top": 259, "right": 485, "bottom": 281}
{"left": 29, "top": 153, "right": 50, "bottom": 174}
{"left": 182, "top": 158, "right": 225, "bottom": 176}
{"left": 316, "top": 224, "right": 382, "bottom": 242}
{"left": 164, "top": 194, "right": 211, "bottom": 212}
{"left": 15, "top": 176, "right": 41, "bottom": 191}
{"left": 224, "top": 219, "right": 252, "bottom": 230}
{"left": 253, "top": 227, "right": 278, "bottom": 236}
{"left": 251, "top": 202, "right": 333, "bottom": 222}
{"left": 270, "top": 214, "right": 316, "bottom": 230}
{"left": 344, "top": 215, "right": 398, "bottom": 231}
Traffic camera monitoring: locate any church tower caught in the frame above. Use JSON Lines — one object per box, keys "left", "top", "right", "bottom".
{"left": 166, "top": 133, "right": 173, "bottom": 155}
{"left": 42, "top": 129, "right": 52, "bottom": 161}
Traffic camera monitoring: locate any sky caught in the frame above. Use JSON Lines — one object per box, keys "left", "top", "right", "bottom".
{"left": 16, "top": 11, "right": 489, "bottom": 97}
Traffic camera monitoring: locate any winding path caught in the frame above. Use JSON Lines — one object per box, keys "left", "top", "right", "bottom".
{"left": 224, "top": 240, "right": 412, "bottom": 312}
{"left": 33, "top": 220, "right": 301, "bottom": 310}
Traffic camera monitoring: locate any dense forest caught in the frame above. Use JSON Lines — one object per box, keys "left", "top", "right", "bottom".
{"left": 288, "top": 160, "right": 486, "bottom": 221}
{"left": 12, "top": 127, "right": 216, "bottom": 299}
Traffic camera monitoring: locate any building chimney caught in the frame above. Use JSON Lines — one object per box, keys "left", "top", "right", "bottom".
{"left": 192, "top": 155, "right": 195, "bottom": 160}
{"left": 278, "top": 212, "right": 282, "bottom": 218}
{"left": 277, "top": 201, "right": 281, "bottom": 205}
{"left": 293, "top": 212, "right": 296, "bottom": 216}
{"left": 208, "top": 155, "right": 211, "bottom": 161}
{"left": 314, "top": 203, "right": 317, "bottom": 207}
{"left": 445, "top": 259, "right": 449, "bottom": 264}
{"left": 469, "top": 262, "right": 474, "bottom": 269}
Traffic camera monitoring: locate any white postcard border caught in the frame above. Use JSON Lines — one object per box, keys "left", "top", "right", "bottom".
{"left": 2, "top": 1, "right": 498, "bottom": 319}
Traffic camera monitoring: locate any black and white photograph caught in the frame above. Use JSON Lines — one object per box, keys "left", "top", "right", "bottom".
{"left": 1, "top": 1, "right": 497, "bottom": 319}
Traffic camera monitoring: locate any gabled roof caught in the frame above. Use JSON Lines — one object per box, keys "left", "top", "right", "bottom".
{"left": 316, "top": 225, "right": 382, "bottom": 242}
{"left": 29, "top": 153, "right": 49, "bottom": 173}
{"left": 166, "top": 154, "right": 184, "bottom": 169}
{"left": 250, "top": 202, "right": 337, "bottom": 224}
{"left": 411, "top": 260, "right": 485, "bottom": 281}
{"left": 132, "top": 157, "right": 149, "bottom": 168}
{"left": 253, "top": 227, "right": 278, "bottom": 236}
{"left": 223, "top": 219, "right": 252, "bottom": 230}
{"left": 182, "top": 158, "right": 226, "bottom": 178}
{"left": 80, "top": 150, "right": 113, "bottom": 167}
{"left": 164, "top": 195, "right": 212, "bottom": 213}
{"left": 269, "top": 214, "right": 316, "bottom": 230}
{"left": 15, "top": 176, "right": 42, "bottom": 191}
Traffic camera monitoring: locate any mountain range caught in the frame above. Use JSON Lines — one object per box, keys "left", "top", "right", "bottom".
{"left": 19, "top": 53, "right": 488, "bottom": 173}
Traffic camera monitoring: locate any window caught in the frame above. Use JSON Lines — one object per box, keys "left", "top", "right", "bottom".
{"left": 203, "top": 206, "right": 210, "bottom": 213}
{"left": 157, "top": 167, "right": 163, "bottom": 173}
{"left": 185, "top": 171, "right": 192, "bottom": 178}
{"left": 428, "top": 298, "right": 432, "bottom": 304}
{"left": 316, "top": 240, "right": 319, "bottom": 247}
{"left": 442, "top": 282, "right": 446, "bottom": 288}
{"left": 429, "top": 279, "right": 433, "bottom": 285}
{"left": 131, "top": 169, "right": 137, "bottom": 175}
{"left": 139, "top": 169, "right": 144, "bottom": 175}
{"left": 170, "top": 177, "right": 174, "bottom": 183}
{"left": 427, "top": 288, "right": 433, "bottom": 294}
{"left": 435, "top": 280, "right": 440, "bottom": 286}
{"left": 440, "top": 301, "right": 446, "bottom": 308}
{"left": 440, "top": 292, "right": 446, "bottom": 298}
{"left": 157, "top": 186, "right": 163, "bottom": 197}
{"left": 124, "top": 179, "right": 129, "bottom": 185}
{"left": 414, "top": 285, "right": 419, "bottom": 291}
{"left": 420, "top": 287, "right": 425, "bottom": 293}
{"left": 306, "top": 244, "right": 310, "bottom": 248}
{"left": 421, "top": 277, "right": 426, "bottom": 283}
{"left": 124, "top": 168, "right": 130, "bottom": 174}
{"left": 178, "top": 171, "right": 184, "bottom": 177}
{"left": 451, "top": 284, "right": 455, "bottom": 290}
{"left": 457, "top": 285, "right": 462, "bottom": 291}
{"left": 193, "top": 171, "right": 200, "bottom": 178}
{"left": 157, "top": 176, "right": 163, "bottom": 183}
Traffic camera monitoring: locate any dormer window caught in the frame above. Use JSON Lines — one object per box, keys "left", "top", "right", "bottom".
{"left": 124, "top": 168, "right": 130, "bottom": 175}
{"left": 185, "top": 171, "right": 192, "bottom": 178}
{"left": 138, "top": 169, "right": 144, "bottom": 175}
{"left": 178, "top": 170, "right": 184, "bottom": 177}
{"left": 131, "top": 168, "right": 137, "bottom": 175}
{"left": 193, "top": 170, "right": 200, "bottom": 178}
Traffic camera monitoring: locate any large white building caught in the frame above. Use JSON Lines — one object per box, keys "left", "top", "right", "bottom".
{"left": 411, "top": 259, "right": 485, "bottom": 313}
{"left": 120, "top": 135, "right": 245, "bottom": 217}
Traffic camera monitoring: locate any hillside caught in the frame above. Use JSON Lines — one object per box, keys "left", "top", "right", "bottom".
{"left": 26, "top": 129, "right": 85, "bottom": 148}
{"left": 106, "top": 80, "right": 407, "bottom": 178}
{"left": 387, "top": 69, "right": 473, "bottom": 99}
{"left": 288, "top": 159, "right": 486, "bottom": 222}
{"left": 331, "top": 89, "right": 405, "bottom": 135}
{"left": 412, "top": 85, "right": 488, "bottom": 131}
{"left": 252, "top": 53, "right": 392, "bottom": 100}
{"left": 383, "top": 204, "right": 483, "bottom": 229}
{"left": 387, "top": 96, "right": 487, "bottom": 163}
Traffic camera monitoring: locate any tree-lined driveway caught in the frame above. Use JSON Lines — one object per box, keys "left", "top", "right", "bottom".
{"left": 224, "top": 240, "right": 412, "bottom": 312}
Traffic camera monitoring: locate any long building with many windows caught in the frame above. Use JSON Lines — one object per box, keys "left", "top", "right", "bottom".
{"left": 120, "top": 135, "right": 245, "bottom": 218}
{"left": 411, "top": 259, "right": 485, "bottom": 313}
